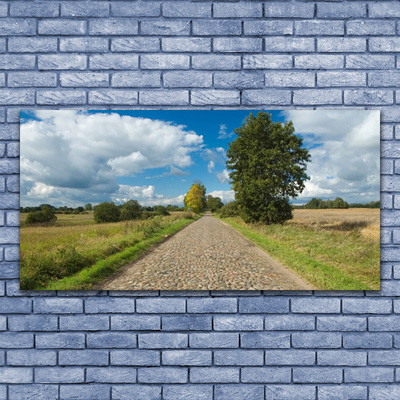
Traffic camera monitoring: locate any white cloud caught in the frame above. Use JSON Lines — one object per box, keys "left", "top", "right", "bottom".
{"left": 282, "top": 110, "right": 380, "bottom": 203}
{"left": 21, "top": 111, "right": 204, "bottom": 206}
{"left": 218, "top": 124, "right": 234, "bottom": 139}
{"left": 208, "top": 190, "right": 235, "bottom": 204}
{"left": 207, "top": 161, "right": 215, "bottom": 173}
{"left": 216, "top": 169, "right": 230, "bottom": 184}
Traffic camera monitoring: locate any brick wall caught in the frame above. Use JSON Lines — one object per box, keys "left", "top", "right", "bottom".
{"left": 0, "top": 1, "right": 399, "bottom": 399}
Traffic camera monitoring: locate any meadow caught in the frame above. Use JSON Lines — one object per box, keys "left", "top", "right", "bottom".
{"left": 221, "top": 208, "right": 380, "bottom": 291}
{"left": 20, "top": 212, "right": 197, "bottom": 290}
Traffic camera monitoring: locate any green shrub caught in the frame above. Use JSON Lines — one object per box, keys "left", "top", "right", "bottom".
{"left": 93, "top": 202, "right": 120, "bottom": 223}
{"left": 219, "top": 201, "right": 240, "bottom": 218}
{"left": 25, "top": 207, "right": 57, "bottom": 225}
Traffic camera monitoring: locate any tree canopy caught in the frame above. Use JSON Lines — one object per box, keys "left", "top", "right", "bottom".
{"left": 184, "top": 183, "right": 206, "bottom": 213}
{"left": 226, "top": 111, "right": 310, "bottom": 224}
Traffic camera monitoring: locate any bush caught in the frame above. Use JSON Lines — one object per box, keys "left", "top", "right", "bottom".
{"left": 93, "top": 202, "right": 120, "bottom": 223}
{"left": 120, "top": 200, "right": 143, "bottom": 220}
{"left": 154, "top": 205, "right": 170, "bottom": 216}
{"left": 25, "top": 207, "right": 57, "bottom": 225}
{"left": 219, "top": 201, "right": 240, "bottom": 218}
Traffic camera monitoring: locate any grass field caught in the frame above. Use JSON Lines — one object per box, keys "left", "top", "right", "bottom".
{"left": 20, "top": 212, "right": 197, "bottom": 290}
{"left": 221, "top": 208, "right": 380, "bottom": 291}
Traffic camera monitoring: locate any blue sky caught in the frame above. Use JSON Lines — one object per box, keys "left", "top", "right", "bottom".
{"left": 20, "top": 109, "right": 380, "bottom": 207}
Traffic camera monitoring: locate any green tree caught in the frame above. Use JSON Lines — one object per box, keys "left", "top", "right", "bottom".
{"left": 84, "top": 203, "right": 92, "bottom": 211}
{"left": 219, "top": 201, "right": 240, "bottom": 218}
{"left": 93, "top": 202, "right": 120, "bottom": 223}
{"left": 120, "top": 200, "right": 143, "bottom": 220}
{"left": 26, "top": 206, "right": 57, "bottom": 225}
{"left": 226, "top": 111, "right": 310, "bottom": 224}
{"left": 184, "top": 183, "right": 206, "bottom": 213}
{"left": 332, "top": 197, "right": 349, "bottom": 209}
{"left": 206, "top": 195, "right": 224, "bottom": 212}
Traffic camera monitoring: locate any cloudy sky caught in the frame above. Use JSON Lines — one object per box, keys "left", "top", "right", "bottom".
{"left": 20, "top": 109, "right": 380, "bottom": 208}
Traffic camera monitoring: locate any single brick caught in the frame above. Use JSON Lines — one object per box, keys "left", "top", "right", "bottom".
{"left": 343, "top": 299, "right": 391, "bottom": 314}
{"left": 242, "top": 367, "right": 291, "bottom": 383}
{"left": 369, "top": 350, "right": 400, "bottom": 366}
{"left": 265, "top": 2, "right": 314, "bottom": 18}
{"left": 214, "top": 38, "right": 262, "bottom": 53}
{"left": 0, "top": 19, "right": 36, "bottom": 36}
{"left": 318, "top": 38, "right": 366, "bottom": 53}
{"left": 111, "top": 315, "right": 160, "bottom": 330}
{"left": 343, "top": 333, "right": 392, "bottom": 349}
{"left": 162, "top": 350, "right": 211, "bottom": 366}
{"left": 9, "top": 37, "right": 57, "bottom": 53}
{"left": 9, "top": 385, "right": 58, "bottom": 400}
{"left": 213, "top": 3, "right": 262, "bottom": 18}
{"left": 112, "top": 385, "right": 161, "bottom": 400}
{"left": 317, "top": 316, "right": 366, "bottom": 331}
{"left": 163, "top": 2, "right": 210, "bottom": 18}
{"left": 214, "top": 385, "right": 264, "bottom": 400}
{"left": 293, "top": 367, "right": 342, "bottom": 383}
{"left": 294, "top": 89, "right": 342, "bottom": 105}
{"left": 85, "top": 298, "right": 135, "bottom": 313}
{"left": 113, "top": 2, "right": 160, "bottom": 17}
{"left": 140, "top": 90, "right": 188, "bottom": 105}
{"left": 0, "top": 333, "right": 33, "bottom": 348}
{"left": 141, "top": 55, "right": 189, "bottom": 70}
{"left": 62, "top": 2, "right": 110, "bottom": 17}
{"left": 369, "top": 3, "right": 400, "bottom": 18}
{"left": 7, "top": 349, "right": 56, "bottom": 366}
{"left": 89, "top": 90, "right": 138, "bottom": 105}
{"left": 369, "top": 316, "right": 400, "bottom": 331}
{"left": 243, "top": 55, "right": 292, "bottom": 69}
{"left": 38, "top": 55, "right": 87, "bottom": 70}
{"left": 162, "top": 38, "right": 211, "bottom": 53}
{"left": 187, "top": 298, "right": 237, "bottom": 313}
{"left": 139, "top": 333, "right": 187, "bottom": 349}
{"left": 59, "top": 350, "right": 109, "bottom": 366}
{"left": 241, "top": 333, "right": 290, "bottom": 349}
{"left": 265, "top": 315, "right": 315, "bottom": 331}
{"left": 190, "top": 367, "right": 239, "bottom": 383}
{"left": 244, "top": 21, "right": 292, "bottom": 36}
{"left": 35, "top": 367, "right": 84, "bottom": 383}
{"left": 0, "top": 159, "right": 19, "bottom": 173}
{"left": 369, "top": 71, "right": 400, "bottom": 87}
{"left": 344, "top": 90, "right": 393, "bottom": 105}
{"left": 163, "top": 385, "right": 212, "bottom": 400}
{"left": 141, "top": 20, "right": 189, "bottom": 36}
{"left": 138, "top": 367, "right": 187, "bottom": 383}
{"left": 110, "top": 350, "right": 159, "bottom": 366}
{"left": 0, "top": 125, "right": 19, "bottom": 140}
{"left": 0, "top": 227, "right": 19, "bottom": 242}
{"left": 292, "top": 333, "right": 341, "bottom": 349}
{"left": 10, "top": 2, "right": 59, "bottom": 17}
{"left": 265, "top": 72, "right": 315, "bottom": 88}
{"left": 37, "top": 90, "right": 86, "bottom": 105}
{"left": 192, "top": 55, "right": 241, "bottom": 70}
{"left": 347, "top": 20, "right": 395, "bottom": 36}
{"left": 346, "top": 55, "right": 395, "bottom": 69}
{"left": 33, "top": 298, "right": 82, "bottom": 314}
{"left": 90, "top": 54, "right": 138, "bottom": 70}
{"left": 214, "top": 350, "right": 263, "bottom": 366}
{"left": 318, "top": 385, "right": 367, "bottom": 400}
{"left": 265, "top": 385, "right": 315, "bottom": 400}
{"left": 189, "top": 333, "right": 238, "bottom": 348}
{"left": 292, "top": 298, "right": 341, "bottom": 313}
{"left": 265, "top": 350, "right": 315, "bottom": 365}
{"left": 0, "top": 262, "right": 20, "bottom": 278}
{"left": 60, "top": 385, "right": 110, "bottom": 400}
{"left": 370, "top": 38, "right": 400, "bottom": 52}
{"left": 242, "top": 90, "right": 291, "bottom": 105}
{"left": 111, "top": 38, "right": 160, "bottom": 53}
{"left": 318, "top": 350, "right": 366, "bottom": 366}
{"left": 35, "top": 333, "right": 84, "bottom": 349}
{"left": 162, "top": 315, "right": 211, "bottom": 331}
{"left": 8, "top": 315, "right": 57, "bottom": 331}
{"left": 60, "top": 72, "right": 109, "bottom": 87}
{"left": 239, "top": 297, "right": 289, "bottom": 313}
{"left": 60, "top": 315, "right": 109, "bottom": 331}
{"left": 0, "top": 55, "right": 35, "bottom": 70}
{"left": 8, "top": 72, "right": 56, "bottom": 88}
{"left": 89, "top": 19, "right": 138, "bottom": 35}
{"left": 295, "top": 20, "right": 344, "bottom": 36}
{"left": 214, "top": 315, "right": 263, "bottom": 331}
{"left": 86, "top": 367, "right": 136, "bottom": 383}
{"left": 0, "top": 297, "right": 31, "bottom": 313}
{"left": 295, "top": 55, "right": 344, "bottom": 69}
{"left": 317, "top": 3, "right": 366, "bottom": 18}
{"left": 193, "top": 20, "right": 241, "bottom": 36}
{"left": 38, "top": 20, "right": 86, "bottom": 35}
{"left": 318, "top": 71, "right": 366, "bottom": 87}
{"left": 345, "top": 367, "right": 394, "bottom": 383}
{"left": 60, "top": 38, "right": 109, "bottom": 53}
{"left": 163, "top": 71, "right": 211, "bottom": 88}
{"left": 0, "top": 367, "right": 32, "bottom": 383}
{"left": 87, "top": 332, "right": 137, "bottom": 349}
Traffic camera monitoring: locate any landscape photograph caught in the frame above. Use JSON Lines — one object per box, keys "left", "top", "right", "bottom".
{"left": 20, "top": 109, "right": 380, "bottom": 291}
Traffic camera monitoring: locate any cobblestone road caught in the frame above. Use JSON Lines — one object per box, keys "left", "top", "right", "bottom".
{"left": 99, "top": 215, "right": 313, "bottom": 290}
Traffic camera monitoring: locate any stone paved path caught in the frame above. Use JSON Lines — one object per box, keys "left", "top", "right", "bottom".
{"left": 98, "top": 215, "right": 314, "bottom": 290}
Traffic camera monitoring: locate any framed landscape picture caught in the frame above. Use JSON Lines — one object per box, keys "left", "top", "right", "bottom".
{"left": 20, "top": 110, "right": 380, "bottom": 291}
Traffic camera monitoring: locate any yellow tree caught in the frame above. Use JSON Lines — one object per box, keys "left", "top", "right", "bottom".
{"left": 184, "top": 183, "right": 206, "bottom": 213}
